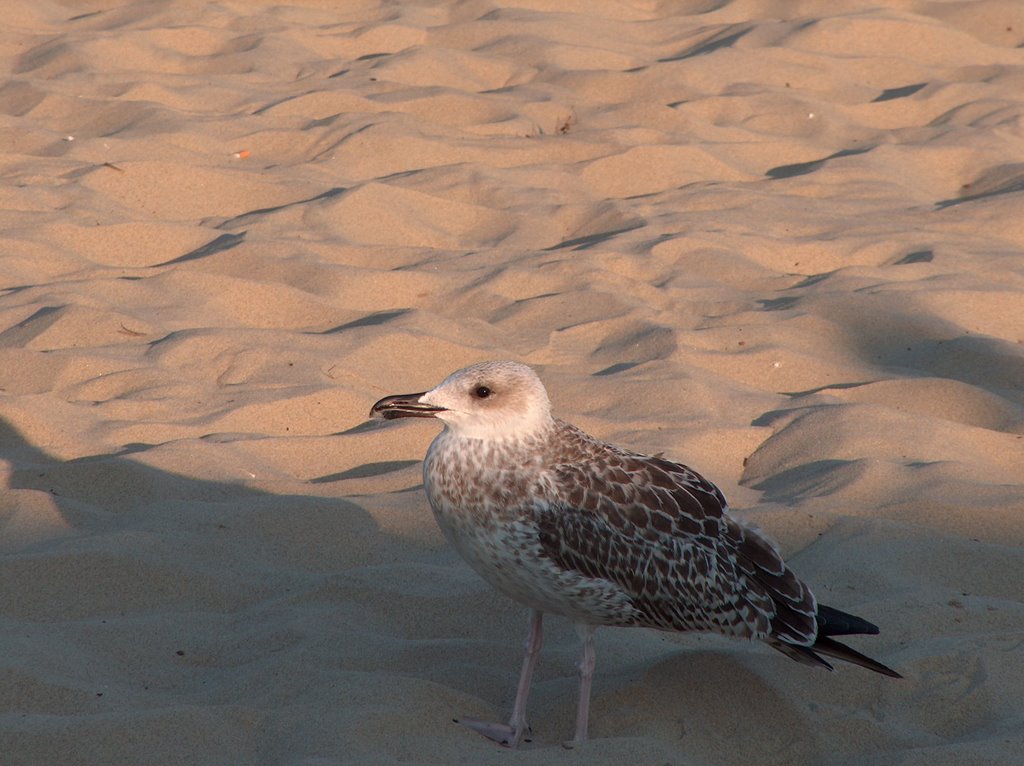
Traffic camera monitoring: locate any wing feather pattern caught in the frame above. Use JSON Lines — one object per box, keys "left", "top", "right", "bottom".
{"left": 535, "top": 423, "right": 817, "bottom": 644}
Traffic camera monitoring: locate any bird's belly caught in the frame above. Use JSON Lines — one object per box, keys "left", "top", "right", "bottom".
{"left": 432, "top": 504, "right": 640, "bottom": 626}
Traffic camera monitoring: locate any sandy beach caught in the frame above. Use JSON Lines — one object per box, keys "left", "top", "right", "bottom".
{"left": 2, "top": 1, "right": 1023, "bottom": 764}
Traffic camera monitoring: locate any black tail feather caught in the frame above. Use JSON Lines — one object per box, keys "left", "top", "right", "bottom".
{"left": 811, "top": 636, "right": 902, "bottom": 678}
{"left": 769, "top": 604, "right": 902, "bottom": 679}
{"left": 769, "top": 639, "right": 834, "bottom": 671}
{"left": 816, "top": 604, "right": 880, "bottom": 637}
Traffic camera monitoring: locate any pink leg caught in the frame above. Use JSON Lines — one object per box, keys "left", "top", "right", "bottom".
{"left": 571, "top": 624, "right": 596, "bottom": 744}
{"left": 459, "top": 609, "right": 543, "bottom": 747}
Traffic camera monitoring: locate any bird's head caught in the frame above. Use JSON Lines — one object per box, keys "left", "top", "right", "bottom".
{"left": 370, "top": 360, "right": 553, "bottom": 440}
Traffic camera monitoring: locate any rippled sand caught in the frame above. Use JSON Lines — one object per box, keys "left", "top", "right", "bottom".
{"left": 2, "top": 2, "right": 1023, "bottom": 764}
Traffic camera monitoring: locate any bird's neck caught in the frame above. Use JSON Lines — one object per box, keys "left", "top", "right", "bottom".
{"left": 440, "top": 411, "right": 557, "bottom": 444}
{"left": 432, "top": 419, "right": 557, "bottom": 468}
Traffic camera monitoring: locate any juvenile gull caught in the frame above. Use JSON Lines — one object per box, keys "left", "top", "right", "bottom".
{"left": 371, "top": 360, "right": 900, "bottom": 746}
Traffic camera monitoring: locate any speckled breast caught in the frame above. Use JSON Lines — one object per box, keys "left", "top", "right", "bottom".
{"left": 422, "top": 430, "right": 640, "bottom": 625}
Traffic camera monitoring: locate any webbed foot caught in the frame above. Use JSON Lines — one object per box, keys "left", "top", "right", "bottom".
{"left": 455, "top": 716, "right": 530, "bottom": 748}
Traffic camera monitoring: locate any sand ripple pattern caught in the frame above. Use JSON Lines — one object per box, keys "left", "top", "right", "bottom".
{"left": 1, "top": 1, "right": 1023, "bottom": 763}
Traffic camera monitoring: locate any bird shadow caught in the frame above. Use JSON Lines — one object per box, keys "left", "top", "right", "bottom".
{"left": 0, "top": 415, "right": 459, "bottom": 760}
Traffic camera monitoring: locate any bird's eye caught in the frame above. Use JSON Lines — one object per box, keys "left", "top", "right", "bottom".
{"left": 474, "top": 385, "right": 492, "bottom": 399}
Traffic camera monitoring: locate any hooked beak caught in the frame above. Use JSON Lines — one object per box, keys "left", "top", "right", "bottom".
{"left": 370, "top": 392, "right": 447, "bottom": 420}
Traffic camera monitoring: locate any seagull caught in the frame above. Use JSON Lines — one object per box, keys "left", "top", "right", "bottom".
{"left": 370, "top": 360, "right": 900, "bottom": 747}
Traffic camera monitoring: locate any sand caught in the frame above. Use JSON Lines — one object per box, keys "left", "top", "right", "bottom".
{"left": 2, "top": 1, "right": 1023, "bottom": 764}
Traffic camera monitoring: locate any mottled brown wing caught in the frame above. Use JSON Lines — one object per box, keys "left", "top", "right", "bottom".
{"left": 537, "top": 443, "right": 816, "bottom": 644}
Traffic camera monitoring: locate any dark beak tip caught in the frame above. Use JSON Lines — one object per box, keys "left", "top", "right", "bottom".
{"left": 369, "top": 392, "right": 444, "bottom": 421}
